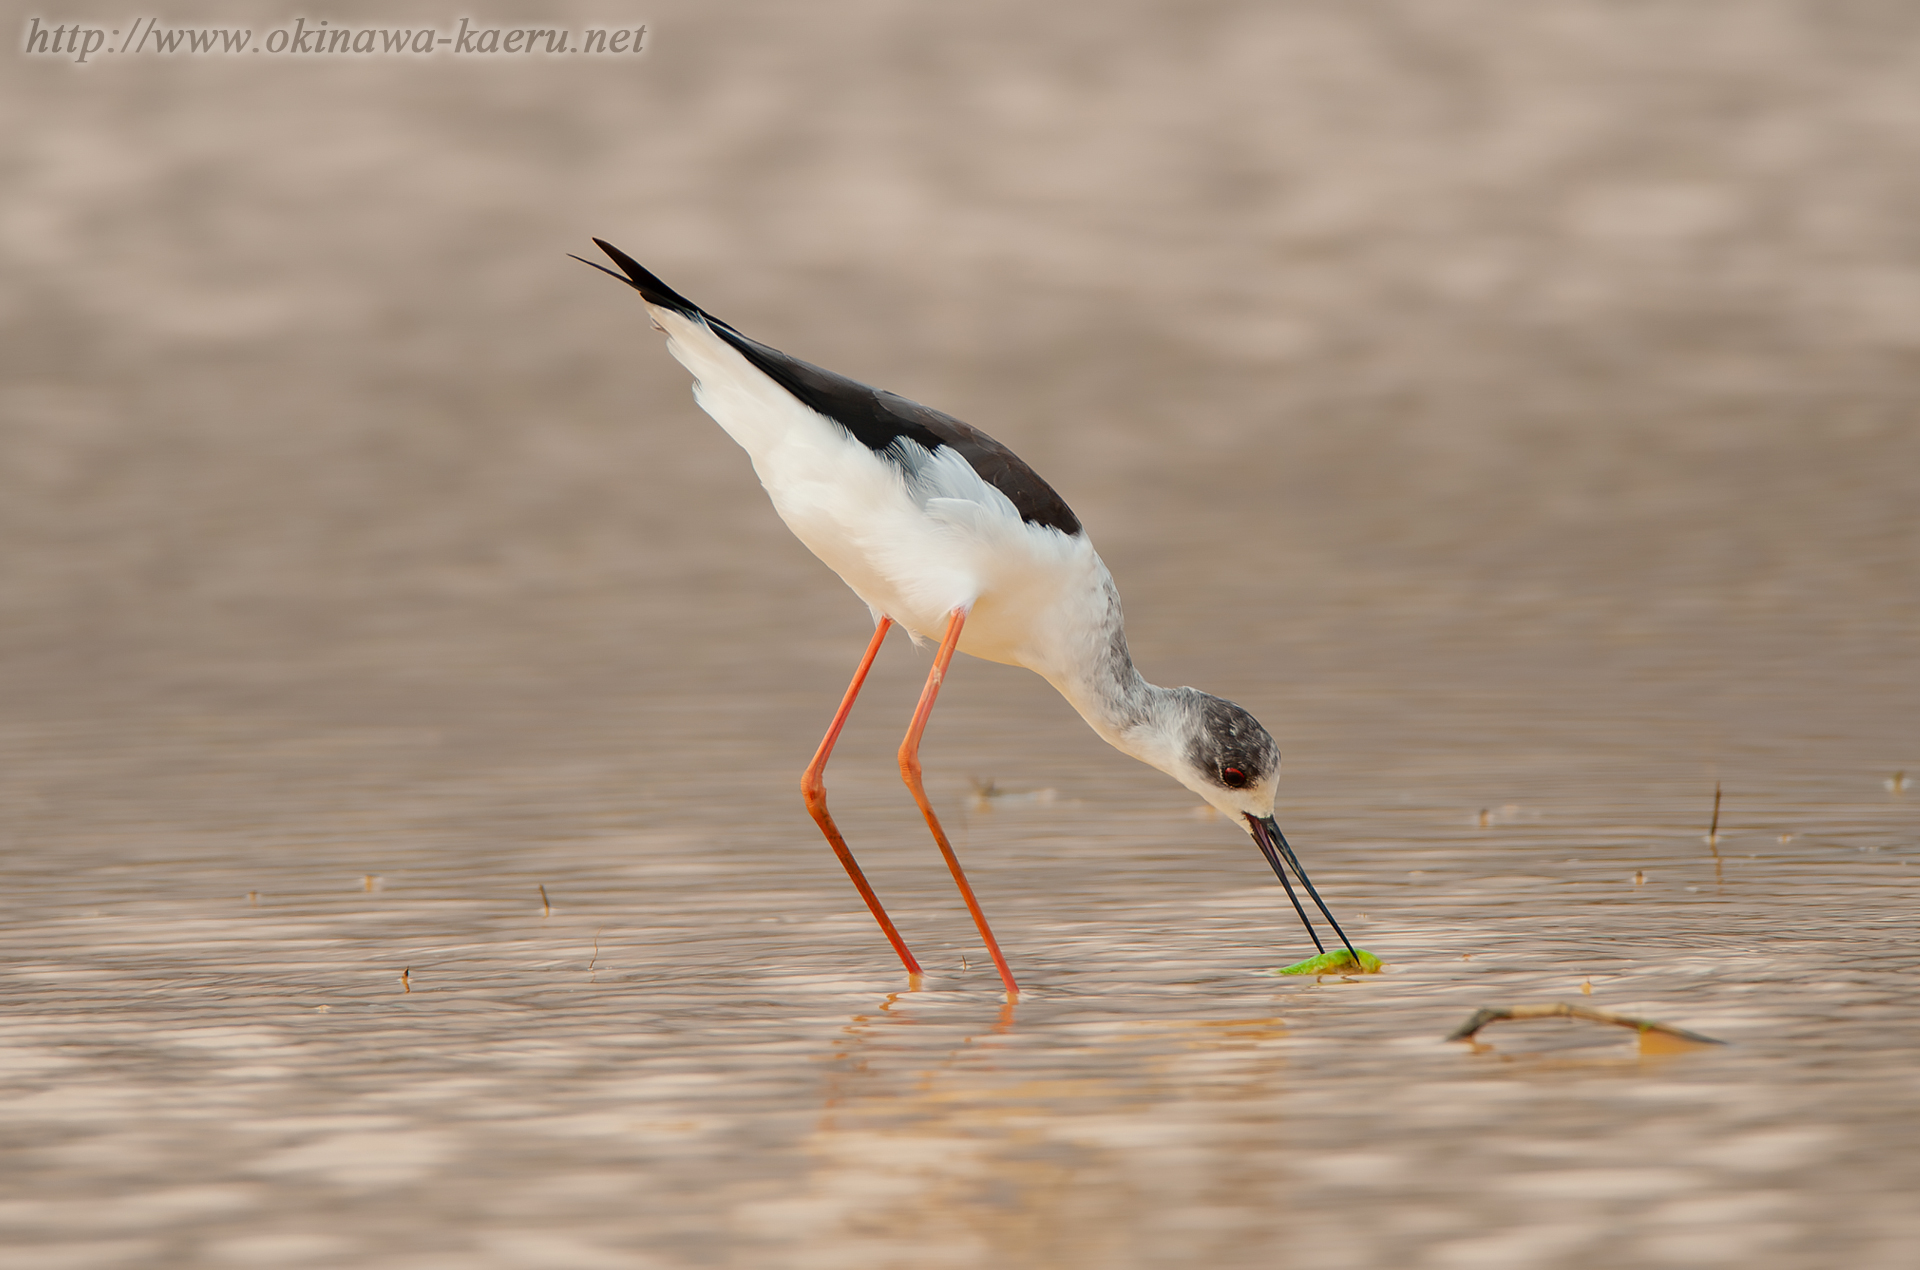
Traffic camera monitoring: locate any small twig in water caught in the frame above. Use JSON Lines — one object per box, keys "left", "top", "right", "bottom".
{"left": 588, "top": 926, "right": 604, "bottom": 978}
{"left": 1706, "top": 783, "right": 1724, "bottom": 885}
{"left": 539, "top": 884, "right": 551, "bottom": 918}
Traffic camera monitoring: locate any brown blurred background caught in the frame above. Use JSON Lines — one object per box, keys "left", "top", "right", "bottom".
{"left": 4, "top": 0, "right": 1917, "bottom": 858}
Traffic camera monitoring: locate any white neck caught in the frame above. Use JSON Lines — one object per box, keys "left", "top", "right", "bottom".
{"left": 1042, "top": 597, "right": 1189, "bottom": 780}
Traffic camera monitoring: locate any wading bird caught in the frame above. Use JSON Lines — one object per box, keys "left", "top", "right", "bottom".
{"left": 577, "top": 240, "right": 1355, "bottom": 997}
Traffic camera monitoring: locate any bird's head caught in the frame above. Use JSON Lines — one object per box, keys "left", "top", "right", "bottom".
{"left": 1151, "top": 689, "right": 1283, "bottom": 831}
{"left": 1128, "top": 687, "right": 1355, "bottom": 958}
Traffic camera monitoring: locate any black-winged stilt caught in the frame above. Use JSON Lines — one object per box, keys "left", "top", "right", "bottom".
{"left": 576, "top": 239, "right": 1356, "bottom": 998}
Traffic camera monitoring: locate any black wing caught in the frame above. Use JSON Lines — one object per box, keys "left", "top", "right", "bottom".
{"left": 580, "top": 239, "right": 1083, "bottom": 537}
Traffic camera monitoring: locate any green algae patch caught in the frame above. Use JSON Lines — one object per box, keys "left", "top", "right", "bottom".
{"left": 1273, "top": 949, "right": 1383, "bottom": 976}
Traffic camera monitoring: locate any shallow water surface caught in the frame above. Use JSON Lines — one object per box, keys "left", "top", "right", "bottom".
{"left": 2, "top": 619, "right": 1915, "bottom": 1268}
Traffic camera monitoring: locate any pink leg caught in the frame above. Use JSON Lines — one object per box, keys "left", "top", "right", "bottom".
{"left": 898, "top": 608, "right": 1020, "bottom": 999}
{"left": 802, "top": 617, "right": 923, "bottom": 979}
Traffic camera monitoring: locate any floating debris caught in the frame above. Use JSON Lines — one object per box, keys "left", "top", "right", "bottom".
{"left": 1273, "top": 948, "right": 1383, "bottom": 976}
{"left": 1445, "top": 1002, "right": 1725, "bottom": 1047}
{"left": 968, "top": 777, "right": 1061, "bottom": 811}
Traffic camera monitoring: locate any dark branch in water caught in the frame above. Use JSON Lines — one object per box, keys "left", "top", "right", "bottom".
{"left": 1444, "top": 1002, "right": 1726, "bottom": 1046}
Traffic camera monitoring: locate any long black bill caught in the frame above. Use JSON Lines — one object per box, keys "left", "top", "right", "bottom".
{"left": 1249, "top": 815, "right": 1358, "bottom": 959}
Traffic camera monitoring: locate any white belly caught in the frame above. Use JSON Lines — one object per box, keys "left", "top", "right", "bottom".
{"left": 758, "top": 424, "right": 1105, "bottom": 674}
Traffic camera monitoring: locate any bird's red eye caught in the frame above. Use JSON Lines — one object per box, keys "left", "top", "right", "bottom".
{"left": 1220, "top": 766, "right": 1248, "bottom": 788}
